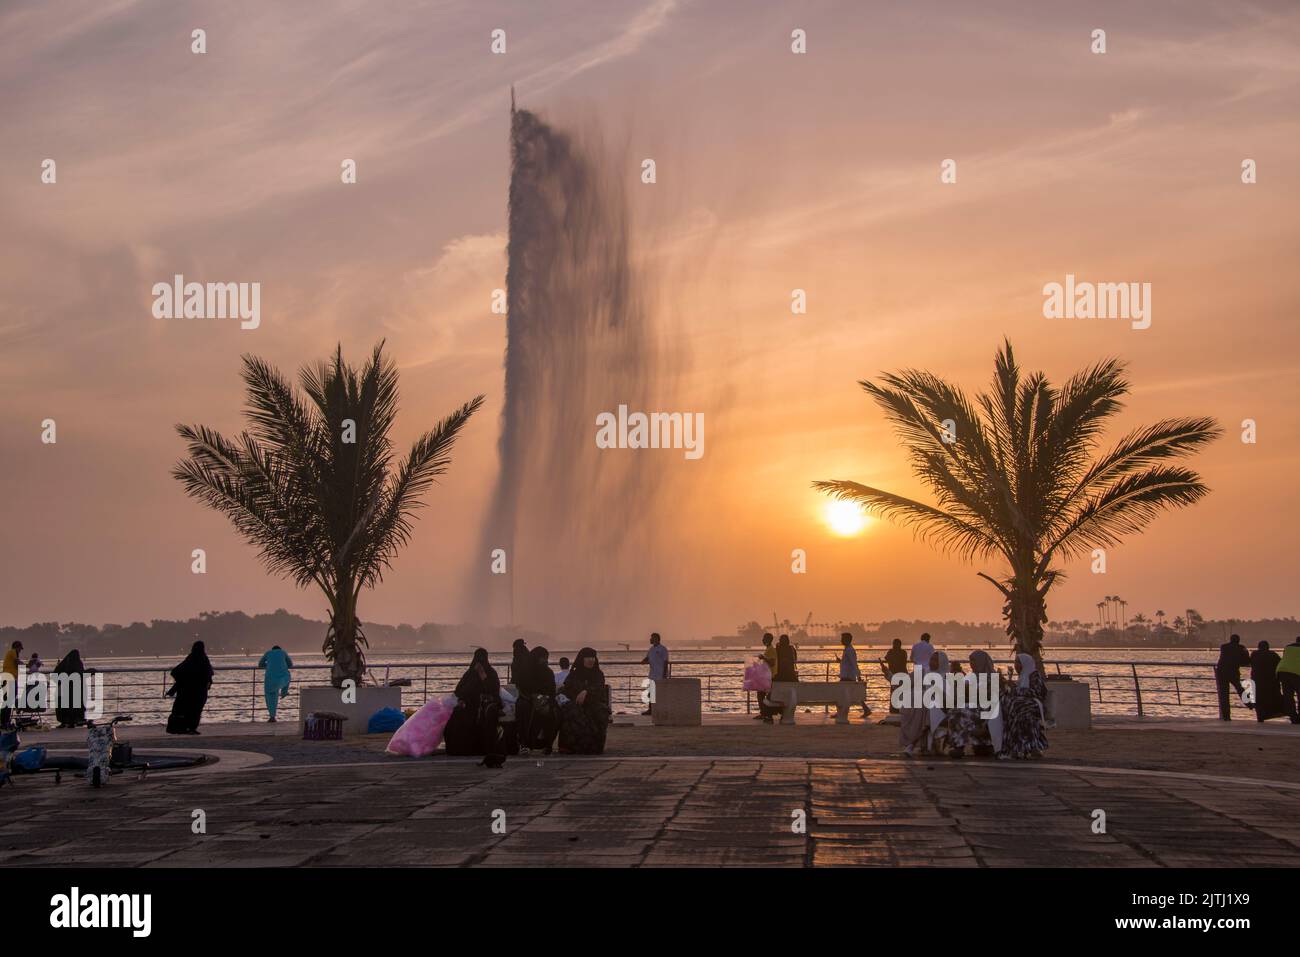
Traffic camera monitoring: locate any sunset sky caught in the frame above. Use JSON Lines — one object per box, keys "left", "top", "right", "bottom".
{"left": 2, "top": 0, "right": 1297, "bottom": 639}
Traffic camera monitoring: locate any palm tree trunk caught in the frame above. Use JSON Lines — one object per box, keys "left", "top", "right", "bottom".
{"left": 1007, "top": 578, "right": 1047, "bottom": 666}
{"left": 326, "top": 588, "right": 366, "bottom": 688}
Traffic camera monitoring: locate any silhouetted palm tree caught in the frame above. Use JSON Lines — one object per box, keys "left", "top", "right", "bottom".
{"left": 172, "top": 342, "right": 484, "bottom": 686}
{"left": 814, "top": 341, "right": 1219, "bottom": 661}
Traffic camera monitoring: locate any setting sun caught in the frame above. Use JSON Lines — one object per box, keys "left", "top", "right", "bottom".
{"left": 824, "top": 499, "right": 868, "bottom": 537}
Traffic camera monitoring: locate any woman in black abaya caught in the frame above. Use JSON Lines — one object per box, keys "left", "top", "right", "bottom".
{"left": 166, "top": 641, "right": 213, "bottom": 734}
{"left": 558, "top": 647, "right": 610, "bottom": 754}
{"left": 52, "top": 649, "right": 89, "bottom": 728}
{"left": 443, "top": 648, "right": 504, "bottom": 756}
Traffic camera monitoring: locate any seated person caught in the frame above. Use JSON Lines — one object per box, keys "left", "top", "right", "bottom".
{"left": 443, "top": 648, "right": 504, "bottom": 757}
{"left": 557, "top": 647, "right": 610, "bottom": 755}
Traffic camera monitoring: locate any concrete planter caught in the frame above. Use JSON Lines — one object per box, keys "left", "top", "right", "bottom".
{"left": 1045, "top": 679, "right": 1091, "bottom": 730}
{"left": 651, "top": 678, "right": 701, "bottom": 726}
{"left": 298, "top": 685, "right": 403, "bottom": 736}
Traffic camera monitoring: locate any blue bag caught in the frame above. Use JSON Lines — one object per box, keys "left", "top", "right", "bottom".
{"left": 367, "top": 707, "right": 406, "bottom": 734}
{"left": 13, "top": 746, "right": 47, "bottom": 771}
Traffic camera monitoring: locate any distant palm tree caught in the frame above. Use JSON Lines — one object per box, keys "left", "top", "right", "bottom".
{"left": 172, "top": 342, "right": 484, "bottom": 686}
{"left": 814, "top": 341, "right": 1219, "bottom": 661}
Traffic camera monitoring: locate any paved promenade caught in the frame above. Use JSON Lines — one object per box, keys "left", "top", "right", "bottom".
{"left": 6, "top": 716, "right": 1298, "bottom": 868}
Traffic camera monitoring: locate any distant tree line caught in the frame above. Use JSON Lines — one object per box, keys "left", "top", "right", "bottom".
{"left": 728, "top": 616, "right": 1299, "bottom": 648}
{"left": 0, "top": 610, "right": 545, "bottom": 660}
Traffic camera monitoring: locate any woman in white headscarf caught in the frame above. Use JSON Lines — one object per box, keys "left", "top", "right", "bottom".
{"left": 926, "top": 651, "right": 950, "bottom": 753}
{"left": 1001, "top": 653, "right": 1048, "bottom": 759}
{"left": 967, "top": 650, "right": 1003, "bottom": 757}
{"left": 898, "top": 647, "right": 932, "bottom": 758}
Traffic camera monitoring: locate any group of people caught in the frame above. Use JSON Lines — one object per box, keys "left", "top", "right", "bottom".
{"left": 1216, "top": 634, "right": 1300, "bottom": 723}
{"left": 752, "top": 632, "right": 800, "bottom": 722}
{"left": 896, "top": 633, "right": 1049, "bottom": 760}
{"left": 443, "top": 642, "right": 612, "bottom": 757}
{"left": 2, "top": 640, "right": 95, "bottom": 729}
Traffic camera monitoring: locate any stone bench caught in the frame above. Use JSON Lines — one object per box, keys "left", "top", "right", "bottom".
{"left": 769, "top": 681, "right": 866, "bottom": 725}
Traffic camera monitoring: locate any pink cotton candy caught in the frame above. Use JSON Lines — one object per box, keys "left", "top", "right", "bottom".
{"left": 386, "top": 693, "right": 457, "bottom": 757}
{"left": 743, "top": 658, "right": 772, "bottom": 691}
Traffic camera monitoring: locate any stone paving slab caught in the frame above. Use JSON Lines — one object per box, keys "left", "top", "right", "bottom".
{"left": 4, "top": 757, "right": 1299, "bottom": 868}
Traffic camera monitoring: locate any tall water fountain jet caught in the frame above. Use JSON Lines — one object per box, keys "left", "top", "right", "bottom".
{"left": 474, "top": 98, "right": 669, "bottom": 640}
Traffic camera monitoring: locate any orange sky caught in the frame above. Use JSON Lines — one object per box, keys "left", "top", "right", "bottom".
{"left": 1, "top": 0, "right": 1297, "bottom": 638}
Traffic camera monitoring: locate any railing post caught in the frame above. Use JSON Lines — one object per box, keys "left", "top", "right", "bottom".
{"left": 1174, "top": 677, "right": 1182, "bottom": 706}
{"left": 251, "top": 668, "right": 256, "bottom": 722}
{"left": 1131, "top": 663, "right": 1144, "bottom": 717}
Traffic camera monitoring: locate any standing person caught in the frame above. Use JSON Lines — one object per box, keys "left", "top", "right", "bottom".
{"left": 836, "top": 632, "right": 869, "bottom": 718}
{"left": 1249, "top": 641, "right": 1285, "bottom": 722}
{"left": 25, "top": 652, "right": 43, "bottom": 675}
{"left": 52, "top": 649, "right": 89, "bottom": 728}
{"left": 881, "top": 639, "right": 908, "bottom": 713}
{"left": 510, "top": 639, "right": 531, "bottom": 689}
{"left": 166, "top": 641, "right": 214, "bottom": 735}
{"left": 1001, "top": 654, "right": 1048, "bottom": 759}
{"left": 444, "top": 648, "right": 503, "bottom": 756}
{"left": 1215, "top": 634, "right": 1252, "bottom": 720}
{"left": 754, "top": 633, "right": 779, "bottom": 721}
{"left": 554, "top": 656, "right": 572, "bottom": 689}
{"left": 1, "top": 641, "right": 22, "bottom": 727}
{"left": 910, "top": 633, "right": 935, "bottom": 677}
{"left": 559, "top": 648, "right": 610, "bottom": 754}
{"left": 774, "top": 634, "right": 798, "bottom": 681}
{"left": 1276, "top": 637, "right": 1300, "bottom": 724}
{"left": 256, "top": 645, "right": 294, "bottom": 723}
{"left": 641, "top": 633, "right": 669, "bottom": 716}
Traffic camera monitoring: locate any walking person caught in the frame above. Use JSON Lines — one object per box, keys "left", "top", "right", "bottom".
{"left": 641, "top": 632, "right": 669, "bottom": 716}
{"left": 166, "top": 641, "right": 214, "bottom": 735}
{"left": 836, "top": 632, "right": 869, "bottom": 719}
{"left": 256, "top": 645, "right": 294, "bottom": 722}
{"left": 1276, "top": 637, "right": 1300, "bottom": 724}
{"left": 1215, "top": 634, "right": 1252, "bottom": 720}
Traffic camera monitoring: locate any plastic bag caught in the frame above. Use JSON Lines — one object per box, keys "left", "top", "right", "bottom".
{"left": 743, "top": 658, "right": 772, "bottom": 692}
{"left": 385, "top": 694, "right": 457, "bottom": 756}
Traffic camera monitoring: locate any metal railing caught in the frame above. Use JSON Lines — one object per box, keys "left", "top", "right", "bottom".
{"left": 57, "top": 656, "right": 1226, "bottom": 725}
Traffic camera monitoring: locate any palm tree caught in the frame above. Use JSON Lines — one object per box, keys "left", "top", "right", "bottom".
{"left": 813, "top": 341, "right": 1219, "bottom": 662}
{"left": 172, "top": 342, "right": 484, "bottom": 686}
